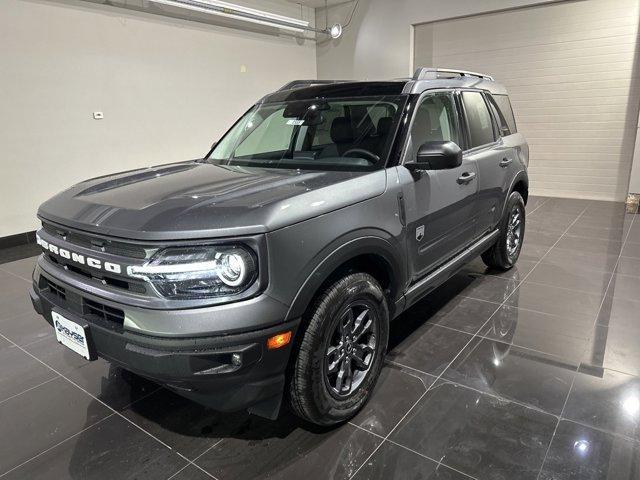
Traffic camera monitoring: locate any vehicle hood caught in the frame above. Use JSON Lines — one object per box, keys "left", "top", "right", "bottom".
{"left": 38, "top": 161, "right": 387, "bottom": 240}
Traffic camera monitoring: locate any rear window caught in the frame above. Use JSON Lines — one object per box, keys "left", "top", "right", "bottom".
{"left": 491, "top": 94, "right": 517, "bottom": 135}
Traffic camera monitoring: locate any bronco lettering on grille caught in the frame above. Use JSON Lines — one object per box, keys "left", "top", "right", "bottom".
{"left": 36, "top": 234, "right": 123, "bottom": 274}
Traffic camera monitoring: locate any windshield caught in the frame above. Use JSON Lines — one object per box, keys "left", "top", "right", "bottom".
{"left": 207, "top": 96, "right": 406, "bottom": 171}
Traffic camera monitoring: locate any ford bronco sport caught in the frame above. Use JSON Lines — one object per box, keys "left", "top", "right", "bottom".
{"left": 30, "top": 67, "right": 528, "bottom": 425}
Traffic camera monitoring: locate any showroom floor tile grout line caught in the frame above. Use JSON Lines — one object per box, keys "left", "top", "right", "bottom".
{"left": 382, "top": 360, "right": 438, "bottom": 389}
{"left": 433, "top": 319, "right": 591, "bottom": 348}
{"left": 559, "top": 417, "right": 640, "bottom": 447}
{"left": 0, "top": 413, "right": 117, "bottom": 479}
{"left": 522, "top": 278, "right": 616, "bottom": 296}
{"left": 0, "top": 375, "right": 60, "bottom": 407}
{"left": 386, "top": 358, "right": 564, "bottom": 418}
{"left": 458, "top": 294, "right": 619, "bottom": 326}
{"left": 0, "top": 384, "right": 165, "bottom": 478}
{"left": 524, "top": 197, "right": 551, "bottom": 216}
{"left": 167, "top": 439, "right": 224, "bottom": 480}
{"left": 395, "top": 323, "right": 586, "bottom": 370}
{"left": 384, "top": 438, "right": 479, "bottom": 479}
{"left": 0, "top": 267, "right": 32, "bottom": 284}
{"left": 348, "top": 421, "right": 479, "bottom": 479}
{"left": 0, "top": 332, "right": 210, "bottom": 477}
{"left": 611, "top": 270, "right": 640, "bottom": 280}
{"left": 534, "top": 208, "right": 636, "bottom": 480}
{"left": 15, "top": 333, "right": 55, "bottom": 349}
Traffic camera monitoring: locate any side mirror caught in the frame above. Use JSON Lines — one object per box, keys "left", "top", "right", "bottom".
{"left": 405, "top": 141, "right": 463, "bottom": 171}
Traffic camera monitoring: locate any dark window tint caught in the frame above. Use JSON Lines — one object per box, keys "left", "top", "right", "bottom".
{"left": 462, "top": 91, "right": 495, "bottom": 148}
{"left": 492, "top": 94, "right": 517, "bottom": 134}
{"left": 487, "top": 95, "right": 511, "bottom": 136}
{"left": 406, "top": 93, "right": 459, "bottom": 161}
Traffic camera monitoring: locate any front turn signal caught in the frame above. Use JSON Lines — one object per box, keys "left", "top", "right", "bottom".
{"left": 267, "top": 331, "right": 292, "bottom": 350}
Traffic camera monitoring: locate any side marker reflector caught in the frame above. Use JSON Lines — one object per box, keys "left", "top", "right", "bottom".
{"left": 267, "top": 331, "right": 292, "bottom": 350}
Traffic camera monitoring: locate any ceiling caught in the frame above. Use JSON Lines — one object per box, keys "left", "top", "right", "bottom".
{"left": 285, "top": 0, "right": 350, "bottom": 8}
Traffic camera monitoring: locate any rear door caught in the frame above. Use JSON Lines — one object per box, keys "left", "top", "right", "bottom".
{"left": 459, "top": 90, "right": 512, "bottom": 235}
{"left": 399, "top": 90, "right": 479, "bottom": 282}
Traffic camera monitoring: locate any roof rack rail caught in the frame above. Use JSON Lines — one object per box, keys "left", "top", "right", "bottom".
{"left": 412, "top": 67, "right": 494, "bottom": 82}
{"left": 277, "top": 79, "right": 351, "bottom": 91}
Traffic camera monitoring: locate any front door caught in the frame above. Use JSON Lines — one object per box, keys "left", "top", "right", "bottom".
{"left": 399, "top": 91, "right": 479, "bottom": 283}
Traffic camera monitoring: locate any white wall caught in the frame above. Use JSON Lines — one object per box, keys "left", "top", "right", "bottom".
{"left": 316, "top": 0, "right": 563, "bottom": 80}
{"left": 413, "top": 0, "right": 640, "bottom": 201}
{"left": 0, "top": 0, "right": 316, "bottom": 237}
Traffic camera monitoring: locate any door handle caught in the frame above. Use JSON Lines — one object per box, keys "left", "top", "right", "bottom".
{"left": 499, "top": 158, "right": 513, "bottom": 168}
{"left": 457, "top": 171, "right": 476, "bottom": 185}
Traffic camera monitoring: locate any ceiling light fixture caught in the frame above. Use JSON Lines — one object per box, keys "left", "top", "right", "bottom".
{"left": 329, "top": 23, "right": 343, "bottom": 39}
{"left": 147, "top": 0, "right": 310, "bottom": 33}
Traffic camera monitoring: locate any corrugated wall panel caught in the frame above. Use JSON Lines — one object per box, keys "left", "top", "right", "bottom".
{"left": 414, "top": 0, "right": 640, "bottom": 200}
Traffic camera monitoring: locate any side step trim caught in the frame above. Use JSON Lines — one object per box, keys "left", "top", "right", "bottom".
{"left": 402, "top": 229, "right": 500, "bottom": 310}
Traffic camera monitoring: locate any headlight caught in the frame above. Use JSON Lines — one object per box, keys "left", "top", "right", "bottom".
{"left": 127, "top": 246, "right": 257, "bottom": 300}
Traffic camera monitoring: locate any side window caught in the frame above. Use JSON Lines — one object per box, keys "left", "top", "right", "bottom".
{"left": 406, "top": 92, "right": 459, "bottom": 161}
{"left": 492, "top": 94, "right": 517, "bottom": 135}
{"left": 462, "top": 91, "right": 496, "bottom": 148}
{"left": 486, "top": 94, "right": 511, "bottom": 136}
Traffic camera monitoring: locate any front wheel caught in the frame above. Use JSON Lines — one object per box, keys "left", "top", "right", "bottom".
{"left": 288, "top": 272, "right": 389, "bottom": 426}
{"left": 481, "top": 191, "right": 526, "bottom": 270}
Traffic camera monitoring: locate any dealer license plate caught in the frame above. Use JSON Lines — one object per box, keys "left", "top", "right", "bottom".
{"left": 52, "top": 311, "right": 93, "bottom": 361}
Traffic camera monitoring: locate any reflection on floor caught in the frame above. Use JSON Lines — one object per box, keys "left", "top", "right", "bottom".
{"left": 0, "top": 196, "right": 639, "bottom": 479}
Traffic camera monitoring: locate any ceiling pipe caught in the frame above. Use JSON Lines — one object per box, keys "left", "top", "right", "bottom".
{"left": 146, "top": 0, "right": 344, "bottom": 37}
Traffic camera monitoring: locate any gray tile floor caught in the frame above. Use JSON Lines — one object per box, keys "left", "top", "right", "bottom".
{"left": 0, "top": 196, "right": 639, "bottom": 479}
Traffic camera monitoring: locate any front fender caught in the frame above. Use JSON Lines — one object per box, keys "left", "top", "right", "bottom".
{"left": 284, "top": 231, "right": 405, "bottom": 322}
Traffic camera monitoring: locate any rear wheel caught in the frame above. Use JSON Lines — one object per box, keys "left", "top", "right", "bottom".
{"left": 288, "top": 272, "right": 389, "bottom": 426}
{"left": 481, "top": 191, "right": 526, "bottom": 270}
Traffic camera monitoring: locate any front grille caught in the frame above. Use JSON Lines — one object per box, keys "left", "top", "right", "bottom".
{"left": 42, "top": 277, "right": 125, "bottom": 330}
{"left": 46, "top": 254, "right": 146, "bottom": 294}
{"left": 84, "top": 299, "right": 125, "bottom": 325}
{"left": 42, "top": 222, "right": 148, "bottom": 259}
{"left": 43, "top": 277, "right": 66, "bottom": 300}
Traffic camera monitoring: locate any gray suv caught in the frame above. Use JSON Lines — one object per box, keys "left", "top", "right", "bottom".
{"left": 29, "top": 67, "right": 528, "bottom": 425}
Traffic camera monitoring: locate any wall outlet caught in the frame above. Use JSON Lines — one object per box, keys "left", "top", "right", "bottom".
{"left": 93, "top": 111, "right": 104, "bottom": 120}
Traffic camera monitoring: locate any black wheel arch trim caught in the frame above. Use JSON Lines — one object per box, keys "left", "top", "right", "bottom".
{"left": 284, "top": 232, "right": 406, "bottom": 322}
{"left": 501, "top": 170, "right": 529, "bottom": 219}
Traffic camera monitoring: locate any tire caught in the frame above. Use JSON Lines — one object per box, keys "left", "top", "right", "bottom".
{"left": 481, "top": 191, "right": 526, "bottom": 271}
{"left": 288, "top": 272, "right": 389, "bottom": 426}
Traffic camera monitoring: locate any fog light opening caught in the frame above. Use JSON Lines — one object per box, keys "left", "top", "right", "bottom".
{"left": 231, "top": 352, "right": 242, "bottom": 367}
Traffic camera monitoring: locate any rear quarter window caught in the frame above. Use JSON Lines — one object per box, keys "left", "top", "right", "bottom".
{"left": 491, "top": 94, "right": 517, "bottom": 135}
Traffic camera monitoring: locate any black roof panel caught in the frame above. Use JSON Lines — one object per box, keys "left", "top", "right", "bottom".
{"left": 261, "top": 81, "right": 408, "bottom": 103}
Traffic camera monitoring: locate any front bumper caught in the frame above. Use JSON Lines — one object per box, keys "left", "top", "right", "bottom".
{"left": 30, "top": 259, "right": 299, "bottom": 416}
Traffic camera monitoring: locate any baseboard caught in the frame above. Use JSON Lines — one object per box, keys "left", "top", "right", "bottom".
{"left": 0, "top": 230, "right": 37, "bottom": 250}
